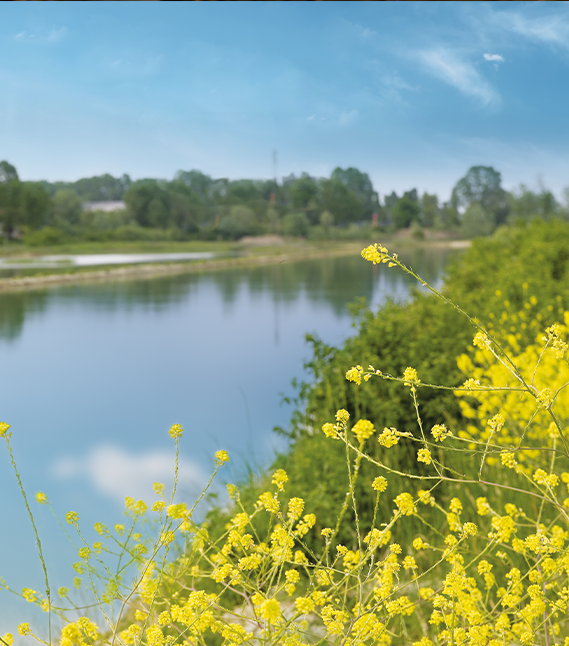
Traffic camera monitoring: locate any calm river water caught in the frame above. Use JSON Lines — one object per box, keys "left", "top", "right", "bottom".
{"left": 0, "top": 247, "right": 456, "bottom": 628}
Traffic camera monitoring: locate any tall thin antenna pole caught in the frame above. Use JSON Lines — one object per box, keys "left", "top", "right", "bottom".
{"left": 273, "top": 150, "right": 278, "bottom": 185}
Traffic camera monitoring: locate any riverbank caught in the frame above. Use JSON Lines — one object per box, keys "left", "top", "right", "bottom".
{"left": 0, "top": 235, "right": 470, "bottom": 293}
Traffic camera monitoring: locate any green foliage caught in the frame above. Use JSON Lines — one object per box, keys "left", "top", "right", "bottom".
{"left": 507, "top": 183, "right": 563, "bottom": 223}
{"left": 0, "top": 160, "right": 19, "bottom": 183}
{"left": 460, "top": 203, "right": 495, "bottom": 238}
{"left": 321, "top": 179, "right": 364, "bottom": 224}
{"left": 330, "top": 167, "right": 379, "bottom": 219}
{"left": 451, "top": 165, "right": 508, "bottom": 226}
{"left": 51, "top": 189, "right": 82, "bottom": 226}
{"left": 420, "top": 192, "right": 439, "bottom": 228}
{"left": 289, "top": 175, "right": 318, "bottom": 210}
{"left": 391, "top": 194, "right": 420, "bottom": 230}
{"left": 219, "top": 205, "right": 260, "bottom": 240}
{"left": 282, "top": 212, "right": 310, "bottom": 238}
{"left": 0, "top": 180, "right": 51, "bottom": 235}
{"left": 23, "top": 226, "right": 68, "bottom": 246}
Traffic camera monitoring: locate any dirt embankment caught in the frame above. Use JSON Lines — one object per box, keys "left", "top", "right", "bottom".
{"left": 0, "top": 235, "right": 470, "bottom": 294}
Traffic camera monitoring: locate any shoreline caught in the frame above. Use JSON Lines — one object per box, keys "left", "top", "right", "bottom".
{"left": 0, "top": 239, "right": 470, "bottom": 293}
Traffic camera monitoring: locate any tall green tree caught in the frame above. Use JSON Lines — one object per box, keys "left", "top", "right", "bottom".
{"left": 392, "top": 194, "right": 420, "bottom": 229}
{"left": 124, "top": 181, "right": 172, "bottom": 229}
{"left": 0, "top": 160, "right": 19, "bottom": 184}
{"left": 330, "top": 167, "right": 379, "bottom": 218}
{"left": 421, "top": 192, "right": 439, "bottom": 228}
{"left": 451, "top": 166, "right": 508, "bottom": 226}
{"left": 0, "top": 162, "right": 50, "bottom": 234}
{"left": 321, "top": 179, "right": 363, "bottom": 224}
{"left": 51, "top": 189, "right": 82, "bottom": 226}
{"left": 289, "top": 174, "right": 319, "bottom": 209}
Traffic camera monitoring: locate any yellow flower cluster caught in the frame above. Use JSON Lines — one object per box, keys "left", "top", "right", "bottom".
{"left": 361, "top": 243, "right": 393, "bottom": 266}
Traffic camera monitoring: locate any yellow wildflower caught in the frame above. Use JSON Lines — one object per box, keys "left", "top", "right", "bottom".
{"left": 260, "top": 598, "right": 281, "bottom": 622}
{"left": 258, "top": 492, "right": 279, "bottom": 514}
{"left": 215, "top": 450, "right": 229, "bottom": 465}
{"left": 394, "top": 492, "right": 416, "bottom": 516}
{"left": 473, "top": 332, "right": 490, "bottom": 348}
{"left": 322, "top": 422, "right": 337, "bottom": 438}
{"left": 35, "top": 491, "right": 48, "bottom": 505}
{"left": 378, "top": 427, "right": 399, "bottom": 447}
{"left": 417, "top": 448, "right": 431, "bottom": 465}
{"left": 372, "top": 476, "right": 387, "bottom": 492}
{"left": 352, "top": 419, "right": 375, "bottom": 443}
{"left": 361, "top": 243, "right": 390, "bottom": 265}
{"left": 346, "top": 366, "right": 362, "bottom": 385}
{"left": 167, "top": 502, "right": 188, "bottom": 519}
{"left": 272, "top": 468, "right": 288, "bottom": 491}
{"left": 287, "top": 497, "right": 305, "bottom": 521}
{"left": 66, "top": 511, "right": 79, "bottom": 526}
{"left": 335, "top": 408, "right": 350, "bottom": 424}
{"left": 431, "top": 423, "right": 451, "bottom": 441}
{"left": 403, "top": 367, "right": 419, "bottom": 385}
{"left": 0, "top": 422, "right": 11, "bottom": 438}
{"left": 295, "top": 596, "right": 315, "bottom": 614}
{"left": 413, "top": 537, "right": 428, "bottom": 550}
{"left": 168, "top": 423, "right": 184, "bottom": 439}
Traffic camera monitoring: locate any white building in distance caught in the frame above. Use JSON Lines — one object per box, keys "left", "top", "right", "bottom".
{"left": 82, "top": 201, "right": 126, "bottom": 212}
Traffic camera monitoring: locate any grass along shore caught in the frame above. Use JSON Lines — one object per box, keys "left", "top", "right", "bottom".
{"left": 0, "top": 232, "right": 470, "bottom": 293}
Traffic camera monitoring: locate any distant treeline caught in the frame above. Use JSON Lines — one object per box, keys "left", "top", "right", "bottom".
{"left": 0, "top": 160, "right": 567, "bottom": 245}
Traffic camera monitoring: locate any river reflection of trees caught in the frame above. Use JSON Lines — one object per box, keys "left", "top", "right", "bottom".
{"left": 0, "top": 248, "right": 460, "bottom": 342}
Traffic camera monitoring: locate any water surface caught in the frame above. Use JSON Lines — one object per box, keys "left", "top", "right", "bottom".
{"left": 0, "top": 248, "right": 456, "bottom": 626}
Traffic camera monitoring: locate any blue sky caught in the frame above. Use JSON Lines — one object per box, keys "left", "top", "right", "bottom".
{"left": 2, "top": 1, "right": 569, "bottom": 203}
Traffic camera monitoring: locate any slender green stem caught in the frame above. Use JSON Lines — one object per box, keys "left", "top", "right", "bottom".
{"left": 5, "top": 437, "right": 51, "bottom": 645}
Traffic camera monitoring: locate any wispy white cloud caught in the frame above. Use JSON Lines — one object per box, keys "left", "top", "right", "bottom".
{"left": 14, "top": 31, "right": 34, "bottom": 42}
{"left": 306, "top": 108, "right": 358, "bottom": 127}
{"left": 14, "top": 26, "right": 66, "bottom": 44}
{"left": 48, "top": 26, "right": 67, "bottom": 43}
{"left": 360, "top": 27, "right": 377, "bottom": 40}
{"left": 339, "top": 19, "right": 377, "bottom": 41}
{"left": 378, "top": 70, "right": 418, "bottom": 105}
{"left": 337, "top": 108, "right": 358, "bottom": 125}
{"left": 109, "top": 55, "right": 164, "bottom": 76}
{"left": 483, "top": 53, "right": 504, "bottom": 63}
{"left": 495, "top": 10, "right": 569, "bottom": 47}
{"left": 417, "top": 48, "right": 499, "bottom": 106}
{"left": 53, "top": 444, "right": 208, "bottom": 504}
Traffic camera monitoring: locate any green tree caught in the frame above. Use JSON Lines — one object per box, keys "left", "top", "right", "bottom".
{"left": 421, "top": 192, "right": 439, "bottom": 228}
{"left": 321, "top": 179, "right": 363, "bottom": 224}
{"left": 174, "top": 169, "right": 213, "bottom": 201}
{"left": 460, "top": 203, "right": 495, "bottom": 238}
{"left": 21, "top": 183, "right": 50, "bottom": 229}
{"left": 391, "top": 194, "right": 420, "bottom": 229}
{"left": 451, "top": 166, "right": 508, "bottom": 225}
{"left": 0, "top": 160, "right": 18, "bottom": 184}
{"left": 330, "top": 167, "right": 379, "bottom": 219}
{"left": 51, "top": 189, "right": 82, "bottom": 226}
{"left": 319, "top": 210, "right": 334, "bottom": 233}
{"left": 289, "top": 174, "right": 319, "bottom": 210}
{"left": 282, "top": 212, "right": 310, "bottom": 237}
{"left": 124, "top": 181, "right": 171, "bottom": 228}
{"left": 218, "top": 205, "right": 257, "bottom": 239}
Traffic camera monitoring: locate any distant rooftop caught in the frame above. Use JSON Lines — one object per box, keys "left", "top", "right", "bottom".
{"left": 82, "top": 201, "right": 126, "bottom": 212}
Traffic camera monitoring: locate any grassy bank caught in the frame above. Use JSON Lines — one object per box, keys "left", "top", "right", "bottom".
{"left": 0, "top": 235, "right": 467, "bottom": 293}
